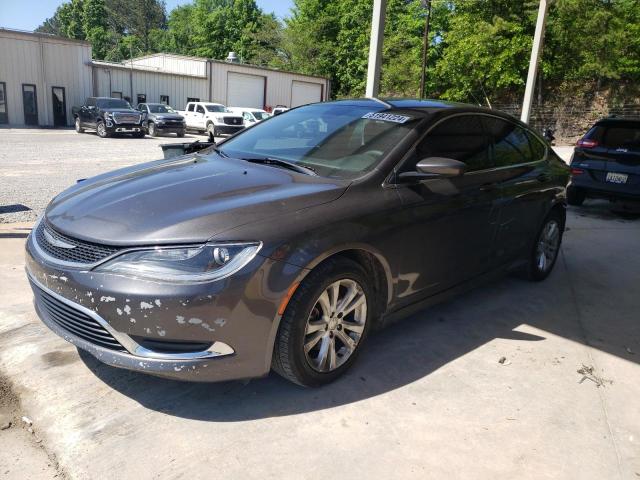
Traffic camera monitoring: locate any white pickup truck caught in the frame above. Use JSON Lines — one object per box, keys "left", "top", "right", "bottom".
{"left": 178, "top": 102, "right": 244, "bottom": 136}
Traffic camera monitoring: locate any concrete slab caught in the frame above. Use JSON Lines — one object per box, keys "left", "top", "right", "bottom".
{"left": 0, "top": 205, "right": 638, "bottom": 479}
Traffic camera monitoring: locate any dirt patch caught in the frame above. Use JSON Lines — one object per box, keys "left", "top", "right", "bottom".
{"left": 0, "top": 372, "right": 67, "bottom": 479}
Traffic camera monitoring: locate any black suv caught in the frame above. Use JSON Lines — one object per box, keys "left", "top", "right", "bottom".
{"left": 72, "top": 97, "right": 144, "bottom": 138}
{"left": 568, "top": 118, "right": 640, "bottom": 206}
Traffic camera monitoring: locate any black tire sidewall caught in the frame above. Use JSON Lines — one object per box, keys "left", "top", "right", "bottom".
{"left": 276, "top": 259, "right": 373, "bottom": 387}
{"left": 528, "top": 211, "right": 563, "bottom": 281}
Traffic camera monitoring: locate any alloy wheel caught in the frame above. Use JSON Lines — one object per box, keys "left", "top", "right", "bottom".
{"left": 97, "top": 122, "right": 106, "bottom": 137}
{"left": 303, "top": 279, "right": 367, "bottom": 373}
{"left": 536, "top": 219, "right": 560, "bottom": 272}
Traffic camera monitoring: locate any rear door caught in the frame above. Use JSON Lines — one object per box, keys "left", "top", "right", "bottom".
{"left": 393, "top": 114, "right": 502, "bottom": 303}
{"left": 482, "top": 116, "right": 550, "bottom": 263}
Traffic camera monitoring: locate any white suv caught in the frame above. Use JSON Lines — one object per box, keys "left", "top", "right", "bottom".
{"left": 179, "top": 102, "right": 244, "bottom": 136}
{"left": 227, "top": 107, "right": 271, "bottom": 127}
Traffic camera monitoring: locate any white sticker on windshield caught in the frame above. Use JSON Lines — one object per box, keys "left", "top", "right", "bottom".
{"left": 362, "top": 112, "right": 411, "bottom": 123}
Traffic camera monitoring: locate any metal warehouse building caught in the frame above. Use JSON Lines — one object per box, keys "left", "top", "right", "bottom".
{"left": 0, "top": 28, "right": 329, "bottom": 127}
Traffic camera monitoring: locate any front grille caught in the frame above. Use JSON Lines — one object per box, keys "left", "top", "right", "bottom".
{"left": 35, "top": 221, "right": 120, "bottom": 265}
{"left": 113, "top": 112, "right": 141, "bottom": 124}
{"left": 33, "top": 284, "right": 126, "bottom": 352}
{"left": 223, "top": 116, "right": 243, "bottom": 126}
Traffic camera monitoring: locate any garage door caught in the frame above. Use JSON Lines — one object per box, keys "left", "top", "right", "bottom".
{"left": 291, "top": 81, "right": 322, "bottom": 107}
{"left": 227, "top": 72, "right": 265, "bottom": 108}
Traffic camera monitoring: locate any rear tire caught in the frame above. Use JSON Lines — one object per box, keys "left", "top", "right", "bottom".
{"left": 272, "top": 258, "right": 372, "bottom": 387}
{"left": 567, "top": 186, "right": 586, "bottom": 206}
{"left": 74, "top": 117, "right": 84, "bottom": 133}
{"left": 524, "top": 209, "right": 564, "bottom": 282}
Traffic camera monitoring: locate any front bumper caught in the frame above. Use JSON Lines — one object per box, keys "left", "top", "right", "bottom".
{"left": 25, "top": 232, "right": 304, "bottom": 382}
{"left": 215, "top": 125, "right": 244, "bottom": 135}
{"left": 155, "top": 124, "right": 186, "bottom": 133}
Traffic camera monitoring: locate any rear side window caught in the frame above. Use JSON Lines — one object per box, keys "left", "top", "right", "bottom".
{"left": 484, "top": 117, "right": 534, "bottom": 166}
{"left": 416, "top": 115, "right": 492, "bottom": 172}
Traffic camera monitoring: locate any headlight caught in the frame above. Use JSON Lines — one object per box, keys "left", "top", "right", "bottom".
{"left": 104, "top": 112, "right": 113, "bottom": 120}
{"left": 95, "top": 242, "right": 261, "bottom": 283}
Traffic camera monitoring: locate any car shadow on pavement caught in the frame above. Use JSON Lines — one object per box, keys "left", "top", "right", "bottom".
{"left": 78, "top": 266, "right": 584, "bottom": 422}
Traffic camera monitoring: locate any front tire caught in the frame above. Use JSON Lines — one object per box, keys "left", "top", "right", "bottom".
{"left": 96, "top": 121, "right": 110, "bottom": 138}
{"left": 148, "top": 122, "right": 157, "bottom": 137}
{"left": 567, "top": 185, "right": 586, "bottom": 206}
{"left": 207, "top": 122, "right": 217, "bottom": 137}
{"left": 524, "top": 210, "right": 564, "bottom": 281}
{"left": 272, "top": 258, "right": 372, "bottom": 387}
{"left": 74, "top": 117, "right": 84, "bottom": 133}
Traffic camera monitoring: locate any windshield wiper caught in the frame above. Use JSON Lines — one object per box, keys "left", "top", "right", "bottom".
{"left": 241, "top": 157, "right": 317, "bottom": 176}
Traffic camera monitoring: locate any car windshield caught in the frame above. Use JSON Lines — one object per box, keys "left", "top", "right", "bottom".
{"left": 254, "top": 111, "right": 270, "bottom": 120}
{"left": 206, "top": 105, "right": 226, "bottom": 113}
{"left": 97, "top": 99, "right": 132, "bottom": 109}
{"left": 148, "top": 104, "right": 174, "bottom": 113}
{"left": 219, "top": 104, "right": 417, "bottom": 179}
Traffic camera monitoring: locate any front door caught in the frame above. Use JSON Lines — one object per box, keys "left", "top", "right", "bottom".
{"left": 52, "top": 87, "right": 67, "bottom": 127}
{"left": 22, "top": 84, "right": 38, "bottom": 125}
{"left": 393, "top": 114, "right": 501, "bottom": 304}
{"left": 0, "top": 82, "right": 8, "bottom": 124}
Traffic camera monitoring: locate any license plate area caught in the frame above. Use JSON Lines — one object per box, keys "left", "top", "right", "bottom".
{"left": 605, "top": 172, "right": 628, "bottom": 184}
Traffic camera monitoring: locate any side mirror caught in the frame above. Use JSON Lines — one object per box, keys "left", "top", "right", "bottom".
{"left": 399, "top": 157, "right": 467, "bottom": 181}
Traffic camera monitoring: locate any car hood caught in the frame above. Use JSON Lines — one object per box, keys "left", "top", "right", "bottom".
{"left": 45, "top": 154, "right": 349, "bottom": 246}
{"left": 102, "top": 108, "right": 139, "bottom": 114}
{"left": 152, "top": 113, "right": 184, "bottom": 121}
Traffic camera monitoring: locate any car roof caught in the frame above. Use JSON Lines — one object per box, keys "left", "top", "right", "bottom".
{"left": 595, "top": 117, "right": 640, "bottom": 127}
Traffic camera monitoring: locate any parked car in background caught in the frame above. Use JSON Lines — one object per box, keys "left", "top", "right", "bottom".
{"left": 177, "top": 101, "right": 244, "bottom": 136}
{"left": 568, "top": 118, "right": 640, "bottom": 207}
{"left": 271, "top": 106, "right": 289, "bottom": 116}
{"left": 72, "top": 97, "right": 144, "bottom": 138}
{"left": 26, "top": 99, "right": 568, "bottom": 387}
{"left": 137, "top": 103, "right": 186, "bottom": 137}
{"left": 227, "top": 107, "right": 271, "bottom": 127}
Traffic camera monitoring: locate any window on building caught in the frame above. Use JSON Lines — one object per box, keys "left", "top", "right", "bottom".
{"left": 112, "top": 91, "right": 122, "bottom": 99}
{"left": 160, "top": 95, "right": 169, "bottom": 105}
{"left": 187, "top": 97, "right": 200, "bottom": 103}
{"left": 136, "top": 94, "right": 146, "bottom": 105}
{"left": 0, "top": 82, "right": 8, "bottom": 124}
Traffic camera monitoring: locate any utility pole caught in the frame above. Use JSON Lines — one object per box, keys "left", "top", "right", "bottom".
{"left": 419, "top": 0, "right": 432, "bottom": 99}
{"left": 521, "top": 0, "right": 549, "bottom": 124}
{"left": 365, "top": 0, "right": 387, "bottom": 97}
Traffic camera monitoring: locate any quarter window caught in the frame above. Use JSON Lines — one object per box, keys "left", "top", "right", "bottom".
{"left": 527, "top": 131, "right": 547, "bottom": 160}
{"left": 484, "top": 117, "right": 534, "bottom": 166}
{"left": 415, "top": 115, "right": 492, "bottom": 172}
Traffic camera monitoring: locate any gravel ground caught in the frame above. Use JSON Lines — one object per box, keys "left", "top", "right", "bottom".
{"left": 0, "top": 128, "right": 217, "bottom": 223}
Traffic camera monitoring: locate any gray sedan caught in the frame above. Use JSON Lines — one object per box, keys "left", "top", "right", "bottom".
{"left": 26, "top": 99, "right": 569, "bottom": 387}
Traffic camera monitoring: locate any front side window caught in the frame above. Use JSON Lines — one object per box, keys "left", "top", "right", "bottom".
{"left": 415, "top": 115, "right": 492, "bottom": 172}
{"left": 219, "top": 104, "right": 416, "bottom": 179}
{"left": 196, "top": 105, "right": 205, "bottom": 114}
{"left": 484, "top": 117, "right": 534, "bottom": 166}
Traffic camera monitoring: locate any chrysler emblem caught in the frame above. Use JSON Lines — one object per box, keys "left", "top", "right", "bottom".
{"left": 43, "top": 230, "right": 76, "bottom": 249}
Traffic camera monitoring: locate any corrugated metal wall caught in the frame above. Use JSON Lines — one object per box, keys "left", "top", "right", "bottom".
{"left": 0, "top": 32, "right": 329, "bottom": 126}
{"left": 210, "top": 61, "right": 328, "bottom": 108}
{"left": 93, "top": 64, "right": 208, "bottom": 109}
{"left": 0, "top": 30, "right": 92, "bottom": 126}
